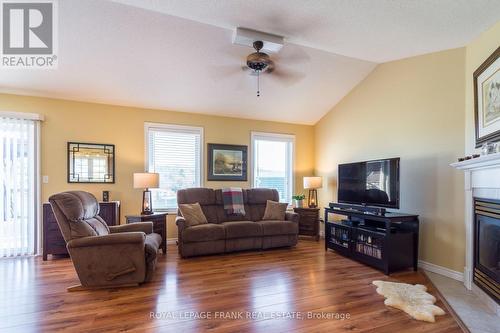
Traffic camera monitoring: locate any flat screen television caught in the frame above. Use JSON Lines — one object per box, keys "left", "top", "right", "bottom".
{"left": 338, "top": 157, "right": 400, "bottom": 209}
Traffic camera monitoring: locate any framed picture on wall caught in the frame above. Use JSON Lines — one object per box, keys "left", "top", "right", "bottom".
{"left": 474, "top": 46, "right": 500, "bottom": 147}
{"left": 207, "top": 143, "right": 247, "bottom": 181}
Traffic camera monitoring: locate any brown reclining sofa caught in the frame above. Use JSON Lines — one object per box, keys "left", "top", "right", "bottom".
{"left": 176, "top": 188, "right": 299, "bottom": 258}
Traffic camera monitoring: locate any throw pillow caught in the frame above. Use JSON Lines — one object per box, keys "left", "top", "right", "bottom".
{"left": 262, "top": 200, "right": 288, "bottom": 220}
{"left": 178, "top": 203, "right": 208, "bottom": 227}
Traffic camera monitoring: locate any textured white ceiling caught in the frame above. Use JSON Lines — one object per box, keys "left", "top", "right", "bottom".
{"left": 0, "top": 1, "right": 498, "bottom": 124}
{"left": 111, "top": 0, "right": 500, "bottom": 63}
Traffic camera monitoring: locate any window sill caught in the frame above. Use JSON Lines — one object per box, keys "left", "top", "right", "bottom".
{"left": 154, "top": 208, "right": 178, "bottom": 215}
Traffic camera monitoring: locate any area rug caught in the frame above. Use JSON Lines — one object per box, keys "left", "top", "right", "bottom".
{"left": 372, "top": 280, "right": 445, "bottom": 322}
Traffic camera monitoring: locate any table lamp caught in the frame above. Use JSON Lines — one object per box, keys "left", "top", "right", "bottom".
{"left": 303, "top": 176, "right": 322, "bottom": 208}
{"left": 133, "top": 172, "right": 159, "bottom": 215}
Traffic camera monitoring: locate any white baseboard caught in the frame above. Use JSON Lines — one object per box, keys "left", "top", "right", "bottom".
{"left": 418, "top": 260, "right": 464, "bottom": 282}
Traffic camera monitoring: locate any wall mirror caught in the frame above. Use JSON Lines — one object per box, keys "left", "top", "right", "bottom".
{"left": 68, "top": 142, "right": 115, "bottom": 183}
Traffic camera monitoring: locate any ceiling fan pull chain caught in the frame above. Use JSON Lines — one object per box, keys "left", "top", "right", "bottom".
{"left": 257, "top": 70, "right": 260, "bottom": 97}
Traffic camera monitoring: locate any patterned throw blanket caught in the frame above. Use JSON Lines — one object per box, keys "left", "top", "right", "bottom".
{"left": 222, "top": 187, "right": 245, "bottom": 216}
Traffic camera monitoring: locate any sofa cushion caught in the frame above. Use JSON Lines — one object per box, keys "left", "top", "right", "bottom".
{"left": 177, "top": 188, "right": 219, "bottom": 223}
{"left": 248, "top": 204, "right": 266, "bottom": 221}
{"left": 215, "top": 205, "right": 253, "bottom": 222}
{"left": 179, "top": 203, "right": 208, "bottom": 227}
{"left": 262, "top": 200, "right": 287, "bottom": 220}
{"left": 68, "top": 220, "right": 97, "bottom": 239}
{"left": 222, "top": 221, "right": 262, "bottom": 239}
{"left": 182, "top": 223, "right": 225, "bottom": 242}
{"left": 257, "top": 220, "right": 298, "bottom": 236}
{"left": 50, "top": 191, "right": 101, "bottom": 221}
{"left": 200, "top": 206, "right": 219, "bottom": 224}
{"left": 49, "top": 191, "right": 110, "bottom": 238}
{"left": 247, "top": 188, "right": 279, "bottom": 204}
{"left": 177, "top": 188, "right": 216, "bottom": 205}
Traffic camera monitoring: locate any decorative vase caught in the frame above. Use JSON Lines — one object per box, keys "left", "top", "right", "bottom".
{"left": 295, "top": 199, "right": 304, "bottom": 208}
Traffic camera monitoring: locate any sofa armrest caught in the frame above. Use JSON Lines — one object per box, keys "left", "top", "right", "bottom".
{"left": 67, "top": 233, "right": 148, "bottom": 286}
{"left": 176, "top": 216, "right": 186, "bottom": 240}
{"left": 285, "top": 211, "right": 299, "bottom": 224}
{"left": 176, "top": 216, "right": 186, "bottom": 229}
{"left": 67, "top": 232, "right": 146, "bottom": 249}
{"left": 109, "top": 222, "right": 153, "bottom": 234}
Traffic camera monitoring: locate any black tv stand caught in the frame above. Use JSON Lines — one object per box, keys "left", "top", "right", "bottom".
{"left": 329, "top": 202, "right": 387, "bottom": 216}
{"left": 325, "top": 204, "right": 419, "bottom": 275}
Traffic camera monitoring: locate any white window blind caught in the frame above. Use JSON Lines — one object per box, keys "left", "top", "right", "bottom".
{"left": 251, "top": 132, "right": 294, "bottom": 204}
{"left": 145, "top": 123, "right": 203, "bottom": 210}
{"left": 0, "top": 117, "right": 37, "bottom": 257}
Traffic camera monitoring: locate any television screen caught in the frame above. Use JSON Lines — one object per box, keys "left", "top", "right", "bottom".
{"left": 338, "top": 158, "right": 400, "bottom": 209}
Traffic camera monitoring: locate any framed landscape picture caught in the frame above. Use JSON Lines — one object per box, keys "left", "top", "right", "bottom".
{"left": 207, "top": 143, "right": 247, "bottom": 181}
{"left": 474, "top": 46, "right": 500, "bottom": 147}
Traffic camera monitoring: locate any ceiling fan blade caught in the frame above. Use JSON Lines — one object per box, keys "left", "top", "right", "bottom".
{"left": 268, "top": 67, "right": 305, "bottom": 86}
{"left": 274, "top": 44, "right": 310, "bottom": 64}
{"left": 209, "top": 65, "right": 253, "bottom": 92}
{"left": 266, "top": 60, "right": 276, "bottom": 73}
{"left": 210, "top": 65, "right": 246, "bottom": 82}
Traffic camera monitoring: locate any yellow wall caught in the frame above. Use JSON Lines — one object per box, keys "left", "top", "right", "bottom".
{"left": 314, "top": 48, "right": 466, "bottom": 272}
{"left": 465, "top": 21, "right": 500, "bottom": 154}
{"left": 0, "top": 93, "right": 315, "bottom": 239}
{"left": 1, "top": 23, "right": 498, "bottom": 269}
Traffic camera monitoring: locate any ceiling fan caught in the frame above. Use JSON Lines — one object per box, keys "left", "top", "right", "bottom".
{"left": 241, "top": 40, "right": 307, "bottom": 97}
{"left": 245, "top": 41, "right": 272, "bottom": 97}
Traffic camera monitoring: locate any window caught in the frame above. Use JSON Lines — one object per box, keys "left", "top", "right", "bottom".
{"left": 145, "top": 123, "right": 203, "bottom": 211}
{"left": 251, "top": 132, "right": 294, "bottom": 204}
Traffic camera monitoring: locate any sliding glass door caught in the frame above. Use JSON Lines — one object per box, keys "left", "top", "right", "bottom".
{"left": 0, "top": 116, "right": 38, "bottom": 257}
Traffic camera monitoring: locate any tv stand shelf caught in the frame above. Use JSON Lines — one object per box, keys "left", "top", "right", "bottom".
{"left": 324, "top": 206, "right": 419, "bottom": 275}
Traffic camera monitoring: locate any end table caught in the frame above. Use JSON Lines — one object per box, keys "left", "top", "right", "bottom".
{"left": 125, "top": 212, "right": 167, "bottom": 253}
{"left": 293, "top": 207, "right": 320, "bottom": 241}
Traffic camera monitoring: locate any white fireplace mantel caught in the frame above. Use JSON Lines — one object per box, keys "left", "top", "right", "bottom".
{"left": 451, "top": 151, "right": 500, "bottom": 171}
{"left": 451, "top": 152, "right": 500, "bottom": 314}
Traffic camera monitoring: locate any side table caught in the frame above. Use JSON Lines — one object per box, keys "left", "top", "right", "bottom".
{"left": 293, "top": 207, "right": 320, "bottom": 241}
{"left": 125, "top": 212, "right": 167, "bottom": 253}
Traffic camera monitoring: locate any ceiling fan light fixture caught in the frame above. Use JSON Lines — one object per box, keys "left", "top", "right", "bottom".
{"left": 246, "top": 41, "right": 272, "bottom": 72}
{"left": 246, "top": 41, "right": 273, "bottom": 97}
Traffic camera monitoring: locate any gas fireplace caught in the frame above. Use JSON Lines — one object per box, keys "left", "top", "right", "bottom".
{"left": 474, "top": 198, "right": 500, "bottom": 304}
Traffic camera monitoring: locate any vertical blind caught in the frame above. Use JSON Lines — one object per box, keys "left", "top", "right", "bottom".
{"left": 252, "top": 132, "right": 294, "bottom": 204}
{"left": 0, "top": 117, "right": 36, "bottom": 257}
{"left": 146, "top": 124, "right": 202, "bottom": 210}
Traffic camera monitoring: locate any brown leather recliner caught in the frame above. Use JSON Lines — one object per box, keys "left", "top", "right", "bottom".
{"left": 49, "top": 191, "right": 162, "bottom": 290}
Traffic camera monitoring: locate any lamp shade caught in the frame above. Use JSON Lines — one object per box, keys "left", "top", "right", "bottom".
{"left": 133, "top": 172, "right": 159, "bottom": 189}
{"left": 303, "top": 176, "right": 322, "bottom": 189}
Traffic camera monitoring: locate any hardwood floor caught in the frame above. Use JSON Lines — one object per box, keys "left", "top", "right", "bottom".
{"left": 0, "top": 240, "right": 463, "bottom": 332}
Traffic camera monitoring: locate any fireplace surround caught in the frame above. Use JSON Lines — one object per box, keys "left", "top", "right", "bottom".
{"left": 451, "top": 152, "right": 500, "bottom": 314}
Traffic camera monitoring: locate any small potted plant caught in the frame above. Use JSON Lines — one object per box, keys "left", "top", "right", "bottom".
{"left": 292, "top": 194, "right": 306, "bottom": 208}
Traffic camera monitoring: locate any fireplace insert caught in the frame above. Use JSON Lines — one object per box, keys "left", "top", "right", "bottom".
{"left": 474, "top": 198, "right": 500, "bottom": 304}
